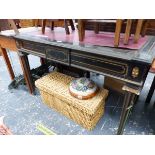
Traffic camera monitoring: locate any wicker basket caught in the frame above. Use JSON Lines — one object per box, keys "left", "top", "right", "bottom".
{"left": 35, "top": 72, "right": 108, "bottom": 130}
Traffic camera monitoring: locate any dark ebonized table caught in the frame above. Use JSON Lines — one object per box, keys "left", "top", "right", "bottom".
{"left": 1, "top": 27, "right": 155, "bottom": 134}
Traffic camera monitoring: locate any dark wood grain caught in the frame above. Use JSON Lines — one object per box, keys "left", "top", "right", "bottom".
{"left": 64, "top": 19, "right": 70, "bottom": 35}
{"left": 42, "top": 19, "right": 47, "bottom": 34}
{"left": 94, "top": 22, "right": 99, "bottom": 34}
{"left": 69, "top": 19, "right": 75, "bottom": 31}
{"left": 141, "top": 20, "right": 149, "bottom": 37}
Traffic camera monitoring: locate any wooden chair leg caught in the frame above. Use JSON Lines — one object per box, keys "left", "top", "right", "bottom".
{"left": 7, "top": 19, "right": 19, "bottom": 34}
{"left": 51, "top": 21, "right": 54, "bottom": 30}
{"left": 94, "top": 23, "right": 99, "bottom": 34}
{"left": 40, "top": 57, "right": 46, "bottom": 65}
{"left": 134, "top": 19, "right": 144, "bottom": 43}
{"left": 34, "top": 19, "right": 40, "bottom": 27}
{"left": 141, "top": 20, "right": 149, "bottom": 37}
{"left": 1, "top": 47, "right": 15, "bottom": 80}
{"left": 42, "top": 19, "right": 47, "bottom": 34}
{"left": 64, "top": 20, "right": 70, "bottom": 35}
{"left": 78, "top": 19, "right": 85, "bottom": 41}
{"left": 114, "top": 19, "right": 123, "bottom": 47}
{"left": 124, "top": 19, "right": 132, "bottom": 45}
{"left": 81, "top": 21, "right": 85, "bottom": 40}
{"left": 69, "top": 19, "right": 75, "bottom": 31}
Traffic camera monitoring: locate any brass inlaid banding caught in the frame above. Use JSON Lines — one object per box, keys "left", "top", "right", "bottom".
{"left": 71, "top": 53, "right": 128, "bottom": 75}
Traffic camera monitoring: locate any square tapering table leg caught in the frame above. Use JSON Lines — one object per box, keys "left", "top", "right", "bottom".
{"left": 1, "top": 47, "right": 15, "bottom": 80}
{"left": 117, "top": 85, "right": 141, "bottom": 135}
{"left": 18, "top": 52, "right": 35, "bottom": 94}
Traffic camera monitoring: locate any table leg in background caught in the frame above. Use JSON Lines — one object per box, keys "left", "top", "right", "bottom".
{"left": 114, "top": 19, "right": 123, "bottom": 47}
{"left": 1, "top": 47, "right": 15, "bottom": 80}
{"left": 145, "top": 75, "right": 155, "bottom": 105}
{"left": 40, "top": 57, "right": 46, "bottom": 65}
{"left": 134, "top": 19, "right": 144, "bottom": 43}
{"left": 124, "top": 19, "right": 132, "bottom": 45}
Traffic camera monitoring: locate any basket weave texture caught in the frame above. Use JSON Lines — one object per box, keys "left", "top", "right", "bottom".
{"left": 35, "top": 72, "right": 108, "bottom": 130}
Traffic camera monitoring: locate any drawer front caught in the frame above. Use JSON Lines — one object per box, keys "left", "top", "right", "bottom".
{"left": 46, "top": 46, "right": 69, "bottom": 64}
{"left": 71, "top": 51, "right": 128, "bottom": 77}
{"left": 22, "top": 41, "right": 45, "bottom": 54}
{"left": 71, "top": 51, "right": 149, "bottom": 84}
{"left": 16, "top": 40, "right": 46, "bottom": 57}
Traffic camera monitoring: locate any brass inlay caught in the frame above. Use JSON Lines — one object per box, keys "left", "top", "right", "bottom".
{"left": 23, "top": 41, "right": 44, "bottom": 52}
{"left": 72, "top": 59, "right": 126, "bottom": 76}
{"left": 71, "top": 63, "right": 143, "bottom": 86}
{"left": 132, "top": 67, "right": 139, "bottom": 78}
{"left": 46, "top": 48, "right": 68, "bottom": 62}
{"left": 72, "top": 53, "right": 128, "bottom": 75}
{"left": 122, "top": 85, "right": 140, "bottom": 95}
{"left": 21, "top": 48, "right": 46, "bottom": 58}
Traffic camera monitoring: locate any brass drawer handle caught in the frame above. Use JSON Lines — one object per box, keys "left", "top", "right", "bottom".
{"left": 132, "top": 67, "right": 139, "bottom": 78}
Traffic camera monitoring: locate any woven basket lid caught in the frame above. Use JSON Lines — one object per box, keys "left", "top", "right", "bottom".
{"left": 69, "top": 77, "right": 98, "bottom": 100}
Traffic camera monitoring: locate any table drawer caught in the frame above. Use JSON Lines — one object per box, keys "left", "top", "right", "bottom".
{"left": 71, "top": 51, "right": 150, "bottom": 84}
{"left": 46, "top": 46, "right": 69, "bottom": 64}
{"left": 71, "top": 51, "right": 128, "bottom": 78}
{"left": 22, "top": 41, "right": 45, "bottom": 54}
